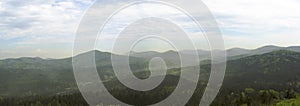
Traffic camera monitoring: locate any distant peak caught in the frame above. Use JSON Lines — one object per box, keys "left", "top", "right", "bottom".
{"left": 130, "top": 51, "right": 161, "bottom": 55}
{"left": 228, "top": 47, "right": 248, "bottom": 51}
{"left": 255, "top": 45, "right": 282, "bottom": 51}
{"left": 3, "top": 57, "right": 44, "bottom": 61}
{"left": 264, "top": 45, "right": 279, "bottom": 47}
{"left": 86, "top": 50, "right": 110, "bottom": 54}
{"left": 164, "top": 50, "right": 177, "bottom": 53}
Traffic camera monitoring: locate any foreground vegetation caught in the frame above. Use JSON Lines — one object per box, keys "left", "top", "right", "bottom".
{"left": 0, "top": 88, "right": 298, "bottom": 106}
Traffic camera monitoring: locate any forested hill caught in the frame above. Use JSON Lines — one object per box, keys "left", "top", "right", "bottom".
{"left": 0, "top": 50, "right": 148, "bottom": 97}
{"left": 223, "top": 50, "right": 300, "bottom": 88}
{"left": 212, "top": 50, "right": 300, "bottom": 105}
{"left": 1, "top": 50, "right": 300, "bottom": 105}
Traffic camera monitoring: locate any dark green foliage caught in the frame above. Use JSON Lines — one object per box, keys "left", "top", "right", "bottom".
{"left": 1, "top": 50, "right": 300, "bottom": 105}
{"left": 0, "top": 93, "right": 88, "bottom": 106}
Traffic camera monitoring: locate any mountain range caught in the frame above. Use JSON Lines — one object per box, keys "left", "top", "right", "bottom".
{"left": 1, "top": 45, "right": 300, "bottom": 99}
{"left": 131, "top": 45, "right": 300, "bottom": 65}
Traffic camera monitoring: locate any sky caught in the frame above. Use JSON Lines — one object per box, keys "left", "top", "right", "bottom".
{"left": 0, "top": 0, "right": 300, "bottom": 59}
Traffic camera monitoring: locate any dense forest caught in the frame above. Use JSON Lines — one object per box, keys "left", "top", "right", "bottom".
{"left": 1, "top": 47, "right": 300, "bottom": 105}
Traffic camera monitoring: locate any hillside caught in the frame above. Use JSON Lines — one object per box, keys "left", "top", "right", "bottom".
{"left": 1, "top": 49, "right": 300, "bottom": 105}
{"left": 212, "top": 50, "right": 300, "bottom": 105}
{"left": 0, "top": 50, "right": 148, "bottom": 97}
{"left": 223, "top": 50, "right": 300, "bottom": 88}
{"left": 131, "top": 45, "right": 300, "bottom": 65}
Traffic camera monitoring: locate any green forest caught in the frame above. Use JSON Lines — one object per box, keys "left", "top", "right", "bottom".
{"left": 1, "top": 47, "right": 300, "bottom": 106}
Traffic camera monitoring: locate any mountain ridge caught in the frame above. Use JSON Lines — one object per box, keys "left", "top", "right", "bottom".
{"left": 1, "top": 45, "right": 300, "bottom": 61}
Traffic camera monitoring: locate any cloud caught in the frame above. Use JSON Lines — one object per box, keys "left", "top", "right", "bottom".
{"left": 203, "top": 0, "right": 300, "bottom": 33}
{"left": 0, "top": 0, "right": 300, "bottom": 58}
{"left": 0, "top": 0, "right": 94, "bottom": 58}
{"left": 0, "top": 0, "right": 88, "bottom": 41}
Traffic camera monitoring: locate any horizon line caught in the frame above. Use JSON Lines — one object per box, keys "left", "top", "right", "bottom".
{"left": 1, "top": 44, "right": 300, "bottom": 60}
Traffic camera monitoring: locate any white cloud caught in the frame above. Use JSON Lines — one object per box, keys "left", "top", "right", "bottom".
{"left": 203, "top": 0, "right": 300, "bottom": 32}
{"left": 0, "top": 0, "right": 300, "bottom": 58}
{"left": 0, "top": 2, "right": 4, "bottom": 11}
{"left": 0, "top": 0, "right": 91, "bottom": 58}
{"left": 200, "top": 0, "right": 300, "bottom": 49}
{"left": 0, "top": 0, "right": 84, "bottom": 43}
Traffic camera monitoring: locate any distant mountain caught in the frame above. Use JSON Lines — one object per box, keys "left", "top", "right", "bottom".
{"left": 131, "top": 50, "right": 201, "bottom": 67}
{"left": 132, "top": 45, "right": 300, "bottom": 65}
{"left": 0, "top": 56, "right": 74, "bottom": 97}
{"left": 0, "top": 50, "right": 148, "bottom": 97}
{"left": 220, "top": 50, "right": 300, "bottom": 91}
{"left": 129, "top": 51, "right": 161, "bottom": 57}
{"left": 1, "top": 46, "right": 300, "bottom": 98}
{"left": 286, "top": 46, "right": 300, "bottom": 52}
{"left": 227, "top": 45, "right": 300, "bottom": 57}
{"left": 86, "top": 50, "right": 300, "bottom": 105}
{"left": 226, "top": 48, "right": 251, "bottom": 57}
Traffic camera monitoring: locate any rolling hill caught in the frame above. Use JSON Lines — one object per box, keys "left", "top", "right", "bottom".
{"left": 1, "top": 47, "right": 300, "bottom": 105}
{"left": 132, "top": 45, "right": 300, "bottom": 64}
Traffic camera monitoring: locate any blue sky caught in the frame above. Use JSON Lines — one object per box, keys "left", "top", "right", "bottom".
{"left": 0, "top": 0, "right": 300, "bottom": 59}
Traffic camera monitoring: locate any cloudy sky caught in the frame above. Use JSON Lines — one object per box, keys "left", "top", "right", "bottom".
{"left": 0, "top": 0, "right": 300, "bottom": 59}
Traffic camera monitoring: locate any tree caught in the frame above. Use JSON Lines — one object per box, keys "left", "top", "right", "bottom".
{"left": 0, "top": 96, "right": 2, "bottom": 103}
